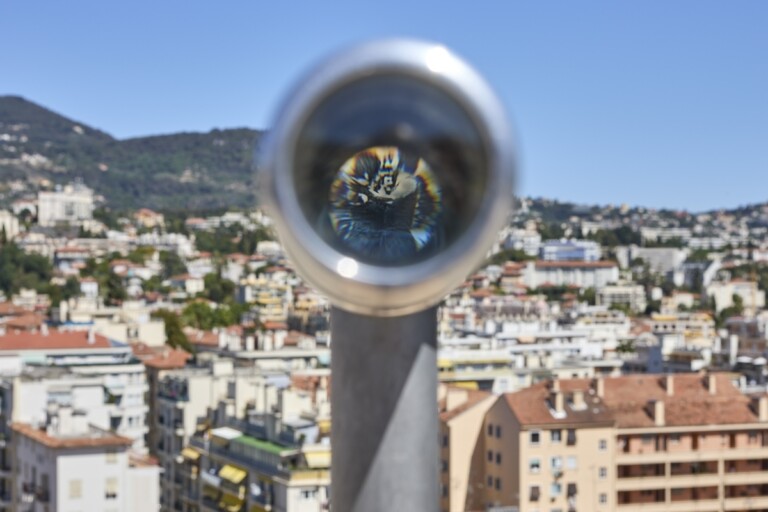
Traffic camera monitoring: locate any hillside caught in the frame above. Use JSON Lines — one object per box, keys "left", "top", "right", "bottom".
{"left": 0, "top": 96, "right": 262, "bottom": 210}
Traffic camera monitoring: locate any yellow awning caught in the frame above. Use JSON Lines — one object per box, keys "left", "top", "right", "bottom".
{"left": 305, "top": 451, "right": 331, "bottom": 469}
{"left": 181, "top": 447, "right": 200, "bottom": 461}
{"left": 219, "top": 464, "right": 247, "bottom": 485}
{"left": 453, "top": 381, "right": 479, "bottom": 390}
{"left": 219, "top": 492, "right": 244, "bottom": 512}
{"left": 437, "top": 359, "right": 454, "bottom": 369}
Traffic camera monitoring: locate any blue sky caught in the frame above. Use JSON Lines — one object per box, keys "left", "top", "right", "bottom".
{"left": 2, "top": 1, "right": 767, "bottom": 211}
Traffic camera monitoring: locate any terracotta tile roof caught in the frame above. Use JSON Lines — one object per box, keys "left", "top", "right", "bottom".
{"left": 4, "top": 313, "right": 45, "bottom": 330}
{"left": 503, "top": 373, "right": 755, "bottom": 430}
{"left": 263, "top": 321, "right": 288, "bottom": 331}
{"left": 0, "top": 301, "right": 30, "bottom": 317}
{"left": 504, "top": 379, "right": 614, "bottom": 428}
{"left": 11, "top": 422, "right": 132, "bottom": 449}
{"left": 142, "top": 348, "right": 191, "bottom": 370}
{"left": 440, "top": 388, "right": 493, "bottom": 422}
{"left": 0, "top": 330, "right": 111, "bottom": 351}
{"left": 183, "top": 327, "right": 218, "bottom": 347}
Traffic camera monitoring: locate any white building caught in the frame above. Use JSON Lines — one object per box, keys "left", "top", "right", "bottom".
{"left": 596, "top": 283, "right": 648, "bottom": 313}
{"left": 616, "top": 245, "right": 689, "bottom": 275}
{"left": 11, "top": 420, "right": 158, "bottom": 512}
{"left": 540, "top": 239, "right": 601, "bottom": 261}
{"left": 707, "top": 279, "right": 766, "bottom": 315}
{"left": 523, "top": 260, "right": 619, "bottom": 289}
{"left": 0, "top": 211, "right": 19, "bottom": 240}
{"left": 37, "top": 181, "right": 94, "bottom": 227}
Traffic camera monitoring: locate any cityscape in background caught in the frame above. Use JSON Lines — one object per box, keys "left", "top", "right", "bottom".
{"left": 3, "top": 100, "right": 768, "bottom": 512}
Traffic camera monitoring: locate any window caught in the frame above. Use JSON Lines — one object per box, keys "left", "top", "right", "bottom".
{"left": 599, "top": 467, "right": 607, "bottom": 479}
{"left": 529, "top": 485, "right": 540, "bottom": 502}
{"left": 105, "top": 477, "right": 118, "bottom": 499}
{"left": 487, "top": 450, "right": 493, "bottom": 462}
{"left": 495, "top": 478, "right": 501, "bottom": 490}
{"left": 487, "top": 424, "right": 494, "bottom": 436}
{"left": 106, "top": 449, "right": 118, "bottom": 464}
{"left": 566, "top": 456, "right": 577, "bottom": 470}
{"left": 530, "top": 430, "right": 541, "bottom": 445}
{"left": 642, "top": 434, "right": 654, "bottom": 445}
{"left": 495, "top": 452, "right": 501, "bottom": 464}
{"left": 495, "top": 425, "right": 502, "bottom": 438}
{"left": 550, "top": 482, "right": 562, "bottom": 496}
{"left": 69, "top": 479, "right": 82, "bottom": 499}
{"left": 566, "top": 429, "right": 577, "bottom": 445}
{"left": 529, "top": 458, "right": 541, "bottom": 473}
{"left": 599, "top": 493, "right": 607, "bottom": 504}
{"left": 749, "top": 431, "right": 759, "bottom": 443}
{"left": 551, "top": 429, "right": 562, "bottom": 443}
{"left": 441, "top": 459, "right": 448, "bottom": 473}
{"left": 598, "top": 439, "right": 607, "bottom": 451}
{"left": 300, "top": 489, "right": 317, "bottom": 500}
{"left": 551, "top": 456, "right": 563, "bottom": 470}
{"left": 487, "top": 475, "right": 493, "bottom": 487}
{"left": 670, "top": 433, "right": 681, "bottom": 444}
{"left": 442, "top": 435, "right": 448, "bottom": 447}
{"left": 567, "top": 483, "right": 577, "bottom": 497}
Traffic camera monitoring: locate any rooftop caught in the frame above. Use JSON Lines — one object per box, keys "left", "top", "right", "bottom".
{"left": 0, "top": 329, "right": 112, "bottom": 351}
{"left": 11, "top": 422, "right": 133, "bottom": 450}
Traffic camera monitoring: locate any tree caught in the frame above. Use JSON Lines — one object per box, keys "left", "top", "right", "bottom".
{"left": 105, "top": 272, "right": 127, "bottom": 305}
{"left": 152, "top": 309, "right": 193, "bottom": 353}
{"left": 160, "top": 251, "right": 187, "bottom": 279}
{"left": 203, "top": 273, "right": 236, "bottom": 303}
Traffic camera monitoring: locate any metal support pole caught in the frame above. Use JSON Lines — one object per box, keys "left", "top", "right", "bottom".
{"left": 330, "top": 306, "right": 438, "bottom": 512}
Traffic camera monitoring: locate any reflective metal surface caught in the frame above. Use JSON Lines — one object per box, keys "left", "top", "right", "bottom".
{"left": 259, "top": 39, "right": 516, "bottom": 316}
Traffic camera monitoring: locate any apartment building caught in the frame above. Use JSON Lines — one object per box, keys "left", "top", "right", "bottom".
{"left": 179, "top": 423, "right": 330, "bottom": 512}
{"left": 540, "top": 240, "right": 602, "bottom": 262}
{"left": 439, "top": 386, "right": 496, "bottom": 512}
{"left": 10, "top": 419, "right": 158, "bottom": 511}
{"left": 478, "top": 373, "right": 768, "bottom": 512}
{"left": 37, "top": 181, "right": 94, "bottom": 227}
{"left": 152, "top": 356, "right": 316, "bottom": 511}
{"left": 523, "top": 260, "right": 619, "bottom": 289}
{"left": 597, "top": 283, "right": 648, "bottom": 313}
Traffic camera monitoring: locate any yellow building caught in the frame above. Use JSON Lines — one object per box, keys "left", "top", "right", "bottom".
{"left": 479, "top": 373, "right": 768, "bottom": 512}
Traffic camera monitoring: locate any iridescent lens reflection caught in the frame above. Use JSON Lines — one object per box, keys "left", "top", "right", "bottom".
{"left": 328, "top": 147, "right": 442, "bottom": 263}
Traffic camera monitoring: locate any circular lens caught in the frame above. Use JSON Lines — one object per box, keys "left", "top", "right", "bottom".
{"left": 328, "top": 146, "right": 443, "bottom": 263}
{"left": 293, "top": 74, "right": 489, "bottom": 267}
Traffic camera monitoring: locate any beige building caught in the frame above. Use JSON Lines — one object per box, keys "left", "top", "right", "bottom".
{"left": 439, "top": 386, "right": 496, "bottom": 512}
{"left": 476, "top": 373, "right": 768, "bottom": 512}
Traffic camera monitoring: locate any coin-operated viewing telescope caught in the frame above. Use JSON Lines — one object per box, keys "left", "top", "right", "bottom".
{"left": 259, "top": 39, "right": 515, "bottom": 511}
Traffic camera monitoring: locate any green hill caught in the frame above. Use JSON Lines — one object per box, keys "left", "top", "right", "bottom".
{"left": 0, "top": 96, "right": 262, "bottom": 211}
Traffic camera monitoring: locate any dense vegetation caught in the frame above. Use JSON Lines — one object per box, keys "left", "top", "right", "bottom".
{"left": 0, "top": 96, "right": 263, "bottom": 211}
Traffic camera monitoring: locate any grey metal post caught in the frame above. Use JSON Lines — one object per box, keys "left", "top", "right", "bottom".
{"left": 330, "top": 306, "right": 439, "bottom": 511}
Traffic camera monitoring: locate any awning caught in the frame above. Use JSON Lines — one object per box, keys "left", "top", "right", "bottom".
{"left": 219, "top": 492, "right": 244, "bottom": 512}
{"left": 452, "top": 381, "right": 479, "bottom": 390}
{"left": 203, "top": 484, "right": 219, "bottom": 500}
{"left": 219, "top": 464, "right": 247, "bottom": 485}
{"left": 305, "top": 451, "right": 331, "bottom": 469}
{"left": 181, "top": 447, "right": 200, "bottom": 461}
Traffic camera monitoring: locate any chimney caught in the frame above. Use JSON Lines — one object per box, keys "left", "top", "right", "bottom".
{"left": 664, "top": 375, "right": 674, "bottom": 396}
{"left": 553, "top": 391, "right": 565, "bottom": 414}
{"left": 87, "top": 327, "right": 95, "bottom": 345}
{"left": 649, "top": 400, "right": 665, "bottom": 426}
{"left": 572, "top": 390, "right": 586, "bottom": 410}
{"left": 551, "top": 379, "right": 561, "bottom": 393}
{"left": 41, "top": 323, "right": 49, "bottom": 336}
{"left": 707, "top": 374, "right": 717, "bottom": 395}
{"left": 752, "top": 396, "right": 768, "bottom": 422}
{"left": 595, "top": 377, "right": 605, "bottom": 398}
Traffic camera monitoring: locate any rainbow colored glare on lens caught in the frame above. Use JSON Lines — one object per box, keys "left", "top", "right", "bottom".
{"left": 328, "top": 147, "right": 443, "bottom": 263}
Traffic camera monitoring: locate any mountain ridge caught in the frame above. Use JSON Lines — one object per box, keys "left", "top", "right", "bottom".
{"left": 0, "top": 95, "right": 262, "bottom": 211}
